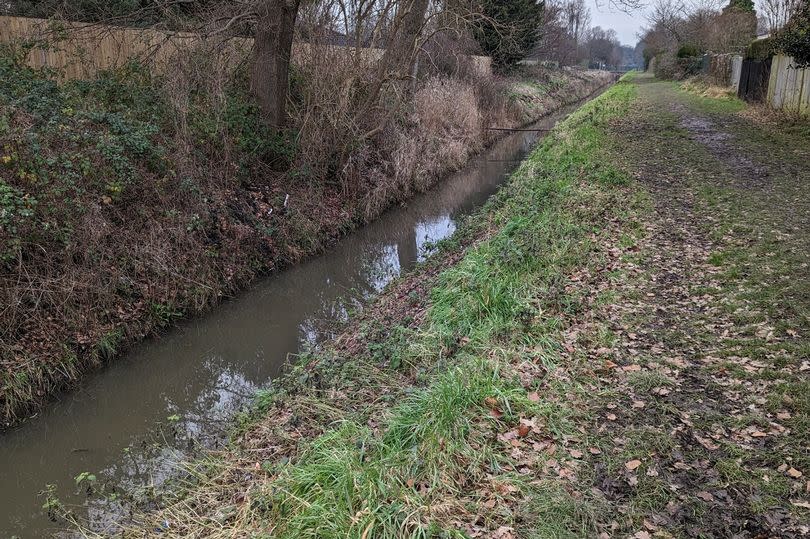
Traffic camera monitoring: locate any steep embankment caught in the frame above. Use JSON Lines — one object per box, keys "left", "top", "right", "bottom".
{"left": 114, "top": 74, "right": 809, "bottom": 538}
{"left": 0, "top": 51, "right": 611, "bottom": 426}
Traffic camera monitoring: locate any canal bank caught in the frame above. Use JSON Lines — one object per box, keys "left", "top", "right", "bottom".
{"left": 0, "top": 82, "right": 614, "bottom": 537}
{"left": 1, "top": 50, "right": 612, "bottom": 429}
{"left": 94, "top": 73, "right": 810, "bottom": 538}
{"left": 100, "top": 77, "right": 637, "bottom": 539}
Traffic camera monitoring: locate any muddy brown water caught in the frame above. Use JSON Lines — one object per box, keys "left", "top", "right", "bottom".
{"left": 0, "top": 94, "right": 600, "bottom": 537}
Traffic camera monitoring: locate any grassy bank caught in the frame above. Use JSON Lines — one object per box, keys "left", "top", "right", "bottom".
{"left": 103, "top": 73, "right": 810, "bottom": 538}
{"left": 0, "top": 41, "right": 612, "bottom": 426}
{"left": 101, "top": 75, "right": 641, "bottom": 538}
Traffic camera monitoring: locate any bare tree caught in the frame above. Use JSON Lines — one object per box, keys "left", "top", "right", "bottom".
{"left": 760, "top": 0, "right": 802, "bottom": 31}
{"left": 380, "top": 0, "right": 430, "bottom": 79}
{"left": 646, "top": 0, "right": 687, "bottom": 43}
{"left": 252, "top": 0, "right": 302, "bottom": 127}
{"left": 531, "top": 1, "right": 578, "bottom": 64}
{"left": 563, "top": 0, "right": 591, "bottom": 44}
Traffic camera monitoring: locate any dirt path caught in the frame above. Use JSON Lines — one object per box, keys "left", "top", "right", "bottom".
{"left": 579, "top": 76, "right": 810, "bottom": 537}
{"left": 108, "top": 76, "right": 808, "bottom": 539}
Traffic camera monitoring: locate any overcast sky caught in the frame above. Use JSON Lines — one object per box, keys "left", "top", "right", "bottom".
{"left": 586, "top": 0, "right": 650, "bottom": 47}
{"left": 588, "top": 0, "right": 772, "bottom": 47}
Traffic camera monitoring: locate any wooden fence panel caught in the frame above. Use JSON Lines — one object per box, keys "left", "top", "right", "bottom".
{"left": 738, "top": 57, "right": 772, "bottom": 102}
{"left": 0, "top": 15, "right": 492, "bottom": 80}
{"left": 730, "top": 55, "right": 743, "bottom": 91}
{"left": 767, "top": 55, "right": 809, "bottom": 115}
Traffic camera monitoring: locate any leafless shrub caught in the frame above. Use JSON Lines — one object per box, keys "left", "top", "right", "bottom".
{"left": 761, "top": 0, "right": 803, "bottom": 32}
{"left": 160, "top": 38, "right": 247, "bottom": 171}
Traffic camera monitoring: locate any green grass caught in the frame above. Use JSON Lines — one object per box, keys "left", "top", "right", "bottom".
{"left": 116, "top": 75, "right": 639, "bottom": 538}
{"left": 677, "top": 80, "right": 746, "bottom": 113}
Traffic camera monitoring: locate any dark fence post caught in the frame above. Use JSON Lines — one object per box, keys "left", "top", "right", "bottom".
{"left": 738, "top": 57, "right": 773, "bottom": 103}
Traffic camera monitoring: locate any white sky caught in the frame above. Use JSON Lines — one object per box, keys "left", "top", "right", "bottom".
{"left": 586, "top": 0, "right": 770, "bottom": 47}
{"left": 586, "top": 0, "right": 649, "bottom": 46}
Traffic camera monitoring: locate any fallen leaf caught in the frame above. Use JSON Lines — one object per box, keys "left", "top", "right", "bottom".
{"left": 589, "top": 447, "right": 602, "bottom": 455}
{"left": 607, "top": 413, "right": 617, "bottom": 421}
{"left": 694, "top": 434, "right": 719, "bottom": 450}
{"left": 569, "top": 449, "right": 583, "bottom": 459}
{"left": 492, "top": 526, "right": 516, "bottom": 539}
{"left": 518, "top": 424, "right": 530, "bottom": 437}
{"left": 634, "top": 531, "right": 651, "bottom": 539}
{"left": 625, "top": 459, "right": 642, "bottom": 471}
{"left": 696, "top": 491, "right": 714, "bottom": 502}
{"left": 632, "top": 400, "right": 646, "bottom": 409}
{"left": 495, "top": 482, "right": 519, "bottom": 495}
{"left": 787, "top": 468, "right": 803, "bottom": 479}
{"left": 527, "top": 392, "right": 540, "bottom": 402}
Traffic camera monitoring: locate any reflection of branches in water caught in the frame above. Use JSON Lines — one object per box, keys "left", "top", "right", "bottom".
{"left": 415, "top": 216, "right": 455, "bottom": 261}
{"left": 6, "top": 117, "right": 569, "bottom": 538}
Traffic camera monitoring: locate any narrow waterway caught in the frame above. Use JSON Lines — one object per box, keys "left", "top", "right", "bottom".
{"left": 0, "top": 93, "right": 601, "bottom": 537}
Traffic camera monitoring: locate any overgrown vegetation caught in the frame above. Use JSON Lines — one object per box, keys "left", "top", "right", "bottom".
{"left": 640, "top": 0, "right": 757, "bottom": 80}
{"left": 91, "top": 72, "right": 810, "bottom": 538}
{"left": 92, "top": 74, "right": 639, "bottom": 539}
{"left": 776, "top": 0, "right": 810, "bottom": 66}
{"left": 0, "top": 28, "right": 610, "bottom": 426}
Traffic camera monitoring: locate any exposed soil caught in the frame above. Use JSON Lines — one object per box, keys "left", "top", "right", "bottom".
{"left": 677, "top": 111, "right": 771, "bottom": 184}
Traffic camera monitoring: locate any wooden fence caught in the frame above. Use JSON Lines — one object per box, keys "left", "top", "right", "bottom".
{"left": 0, "top": 15, "right": 219, "bottom": 79}
{"left": 0, "top": 15, "right": 492, "bottom": 80}
{"left": 738, "top": 56, "right": 773, "bottom": 103}
{"left": 767, "top": 55, "right": 810, "bottom": 115}
{"left": 730, "top": 55, "right": 743, "bottom": 92}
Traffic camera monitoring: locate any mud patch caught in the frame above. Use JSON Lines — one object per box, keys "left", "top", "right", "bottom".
{"left": 675, "top": 108, "right": 771, "bottom": 186}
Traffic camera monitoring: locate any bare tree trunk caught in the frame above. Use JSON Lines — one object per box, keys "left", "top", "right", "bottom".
{"left": 381, "top": 0, "right": 430, "bottom": 80}
{"left": 353, "top": 0, "right": 429, "bottom": 129}
{"left": 252, "top": 0, "right": 301, "bottom": 128}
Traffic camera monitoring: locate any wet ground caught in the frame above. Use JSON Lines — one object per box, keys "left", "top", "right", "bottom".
{"left": 581, "top": 74, "right": 810, "bottom": 537}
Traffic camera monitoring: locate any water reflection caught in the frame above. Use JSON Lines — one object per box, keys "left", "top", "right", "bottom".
{"left": 0, "top": 99, "right": 585, "bottom": 537}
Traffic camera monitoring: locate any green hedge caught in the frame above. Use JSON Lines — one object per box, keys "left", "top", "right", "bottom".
{"left": 746, "top": 37, "right": 775, "bottom": 60}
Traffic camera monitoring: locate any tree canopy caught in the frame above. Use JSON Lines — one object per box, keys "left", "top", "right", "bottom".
{"left": 777, "top": 0, "right": 810, "bottom": 66}
{"left": 726, "top": 0, "right": 756, "bottom": 13}
{"left": 474, "top": 0, "right": 545, "bottom": 69}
